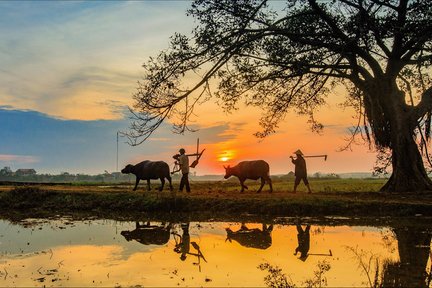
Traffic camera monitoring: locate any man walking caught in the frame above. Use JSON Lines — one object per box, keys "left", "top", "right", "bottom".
{"left": 290, "top": 149, "right": 312, "bottom": 193}
{"left": 176, "top": 148, "right": 191, "bottom": 192}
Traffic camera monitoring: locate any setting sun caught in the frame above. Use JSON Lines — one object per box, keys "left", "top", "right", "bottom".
{"left": 218, "top": 150, "right": 236, "bottom": 163}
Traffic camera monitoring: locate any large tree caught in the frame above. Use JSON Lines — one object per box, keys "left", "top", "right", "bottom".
{"left": 128, "top": 0, "right": 432, "bottom": 192}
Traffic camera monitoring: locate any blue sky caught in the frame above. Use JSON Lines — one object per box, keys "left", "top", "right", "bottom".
{"left": 0, "top": 1, "right": 197, "bottom": 174}
{"left": 0, "top": 106, "right": 235, "bottom": 174}
{"left": 0, "top": 106, "right": 125, "bottom": 173}
{"left": 0, "top": 1, "right": 377, "bottom": 175}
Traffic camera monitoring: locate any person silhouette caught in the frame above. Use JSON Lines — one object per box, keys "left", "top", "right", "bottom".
{"left": 290, "top": 149, "right": 312, "bottom": 193}
{"left": 294, "top": 224, "right": 311, "bottom": 261}
{"left": 174, "top": 148, "right": 191, "bottom": 192}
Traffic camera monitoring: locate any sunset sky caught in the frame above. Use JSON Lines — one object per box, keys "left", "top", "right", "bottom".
{"left": 0, "top": 1, "right": 377, "bottom": 176}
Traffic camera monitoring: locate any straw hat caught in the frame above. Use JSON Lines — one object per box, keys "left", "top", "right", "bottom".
{"left": 298, "top": 253, "right": 309, "bottom": 261}
{"left": 293, "top": 149, "right": 304, "bottom": 156}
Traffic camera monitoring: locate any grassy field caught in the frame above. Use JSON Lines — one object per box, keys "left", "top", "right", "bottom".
{"left": 1, "top": 178, "right": 432, "bottom": 219}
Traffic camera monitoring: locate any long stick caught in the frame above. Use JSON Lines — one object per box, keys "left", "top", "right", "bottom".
{"left": 308, "top": 249, "right": 333, "bottom": 257}
{"left": 196, "top": 138, "right": 199, "bottom": 160}
{"left": 303, "top": 155, "right": 328, "bottom": 161}
{"left": 304, "top": 155, "right": 327, "bottom": 158}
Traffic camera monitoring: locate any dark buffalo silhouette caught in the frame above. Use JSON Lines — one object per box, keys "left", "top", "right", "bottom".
{"left": 226, "top": 223, "right": 273, "bottom": 249}
{"left": 224, "top": 160, "right": 273, "bottom": 193}
{"left": 121, "top": 160, "right": 173, "bottom": 191}
{"left": 121, "top": 222, "right": 172, "bottom": 245}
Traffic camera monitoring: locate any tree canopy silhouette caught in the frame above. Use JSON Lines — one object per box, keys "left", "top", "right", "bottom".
{"left": 128, "top": 0, "right": 432, "bottom": 192}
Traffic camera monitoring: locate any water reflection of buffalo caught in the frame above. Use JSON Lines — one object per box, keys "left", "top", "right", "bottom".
{"left": 226, "top": 223, "right": 273, "bottom": 249}
{"left": 121, "top": 160, "right": 173, "bottom": 191}
{"left": 121, "top": 222, "right": 172, "bottom": 245}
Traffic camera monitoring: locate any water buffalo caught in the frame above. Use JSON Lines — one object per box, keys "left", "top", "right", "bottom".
{"left": 121, "top": 222, "right": 172, "bottom": 245}
{"left": 224, "top": 160, "right": 273, "bottom": 193}
{"left": 121, "top": 160, "right": 173, "bottom": 191}
{"left": 226, "top": 223, "right": 273, "bottom": 250}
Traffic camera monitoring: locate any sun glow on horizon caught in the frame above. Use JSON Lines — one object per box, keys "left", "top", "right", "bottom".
{"left": 218, "top": 150, "right": 236, "bottom": 163}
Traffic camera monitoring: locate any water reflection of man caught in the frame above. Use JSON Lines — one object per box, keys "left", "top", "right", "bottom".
{"left": 173, "top": 223, "right": 207, "bottom": 265}
{"left": 294, "top": 224, "right": 311, "bottom": 261}
{"left": 173, "top": 223, "right": 190, "bottom": 261}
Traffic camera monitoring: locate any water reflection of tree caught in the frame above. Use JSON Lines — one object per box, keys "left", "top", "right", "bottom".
{"left": 345, "top": 246, "right": 381, "bottom": 288}
{"left": 382, "top": 227, "right": 432, "bottom": 288}
{"left": 258, "top": 260, "right": 331, "bottom": 288}
{"left": 348, "top": 226, "right": 432, "bottom": 288}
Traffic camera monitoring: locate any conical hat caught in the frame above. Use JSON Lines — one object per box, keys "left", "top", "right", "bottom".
{"left": 293, "top": 149, "right": 303, "bottom": 155}
{"left": 298, "top": 253, "right": 308, "bottom": 261}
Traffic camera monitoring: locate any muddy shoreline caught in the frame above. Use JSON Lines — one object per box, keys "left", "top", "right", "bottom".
{"left": 1, "top": 183, "right": 432, "bottom": 223}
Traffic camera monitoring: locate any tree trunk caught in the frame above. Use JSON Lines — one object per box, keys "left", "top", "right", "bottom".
{"left": 380, "top": 130, "right": 432, "bottom": 192}
{"left": 365, "top": 79, "right": 432, "bottom": 193}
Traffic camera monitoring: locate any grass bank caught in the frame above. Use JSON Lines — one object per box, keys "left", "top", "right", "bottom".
{"left": 1, "top": 178, "right": 432, "bottom": 219}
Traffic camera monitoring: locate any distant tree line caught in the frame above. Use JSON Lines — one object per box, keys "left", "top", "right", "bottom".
{"left": 0, "top": 166, "right": 344, "bottom": 184}
{"left": 0, "top": 167, "right": 134, "bottom": 183}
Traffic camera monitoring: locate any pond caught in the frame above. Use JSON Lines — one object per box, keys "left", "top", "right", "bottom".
{"left": 0, "top": 216, "right": 431, "bottom": 287}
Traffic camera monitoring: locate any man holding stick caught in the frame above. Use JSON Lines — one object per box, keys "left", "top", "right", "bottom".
{"left": 290, "top": 149, "right": 312, "bottom": 194}
{"left": 174, "top": 148, "right": 191, "bottom": 193}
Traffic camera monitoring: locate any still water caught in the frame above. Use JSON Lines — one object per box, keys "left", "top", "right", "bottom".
{"left": 0, "top": 217, "right": 431, "bottom": 287}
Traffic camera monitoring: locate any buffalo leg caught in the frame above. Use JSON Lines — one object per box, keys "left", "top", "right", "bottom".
{"left": 239, "top": 178, "right": 248, "bottom": 193}
{"left": 257, "top": 177, "right": 265, "bottom": 193}
{"left": 147, "top": 179, "right": 151, "bottom": 191}
{"left": 167, "top": 176, "right": 173, "bottom": 191}
{"left": 267, "top": 176, "right": 273, "bottom": 193}
{"left": 133, "top": 177, "right": 140, "bottom": 191}
{"left": 159, "top": 177, "right": 165, "bottom": 191}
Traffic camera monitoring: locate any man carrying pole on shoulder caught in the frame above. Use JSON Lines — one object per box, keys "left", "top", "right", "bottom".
{"left": 290, "top": 149, "right": 312, "bottom": 194}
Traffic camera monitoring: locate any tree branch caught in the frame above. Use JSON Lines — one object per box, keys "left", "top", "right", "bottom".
{"left": 308, "top": 0, "right": 384, "bottom": 77}
{"left": 412, "top": 86, "right": 432, "bottom": 121}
